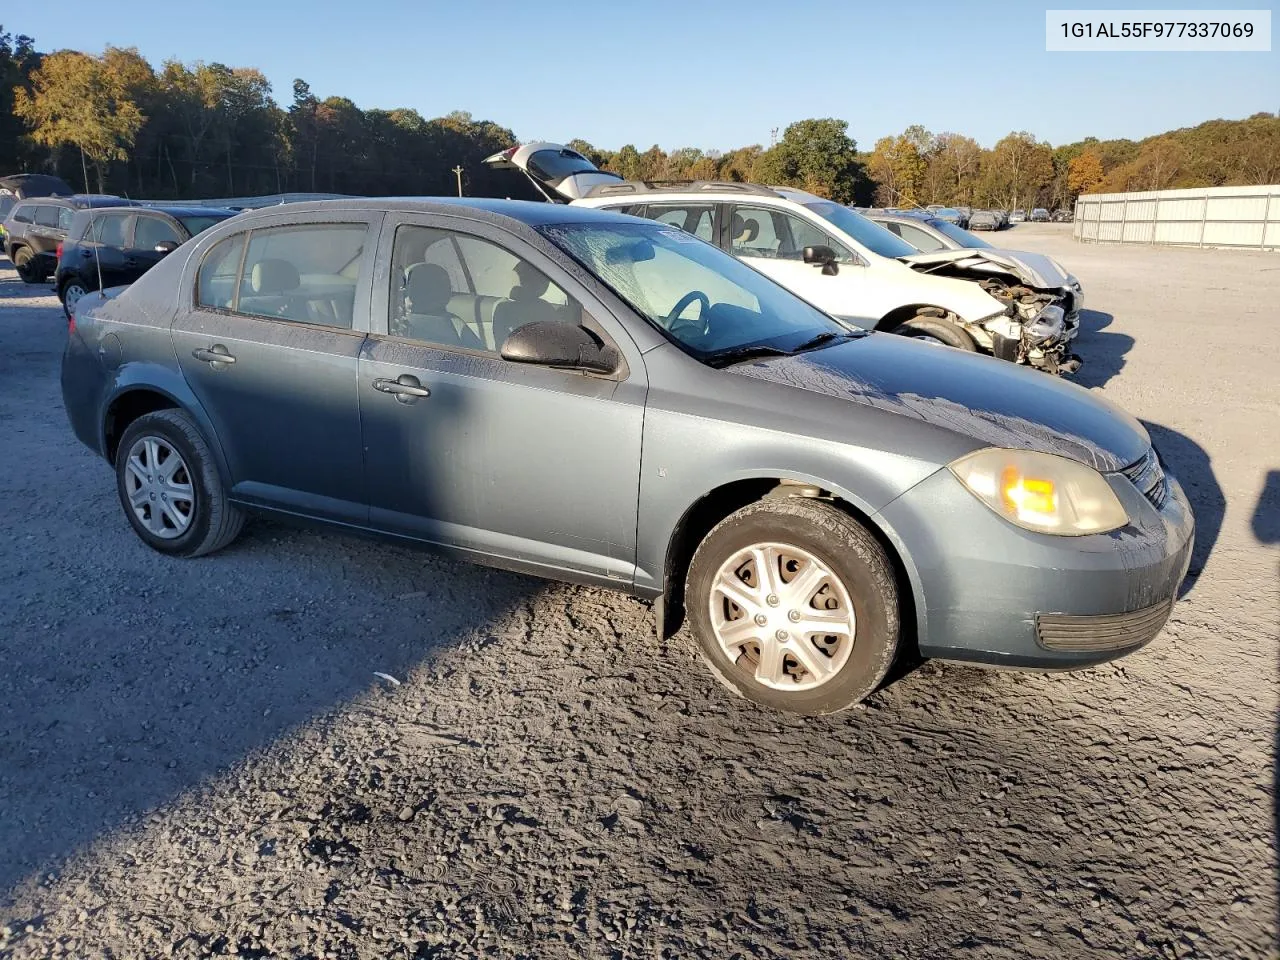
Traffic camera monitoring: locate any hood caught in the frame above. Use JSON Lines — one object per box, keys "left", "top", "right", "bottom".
{"left": 727, "top": 334, "right": 1149, "bottom": 472}
{"left": 483, "top": 141, "right": 624, "bottom": 202}
{"left": 900, "top": 248, "right": 1069, "bottom": 289}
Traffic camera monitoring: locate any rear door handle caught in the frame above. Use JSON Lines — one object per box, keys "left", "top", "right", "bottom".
{"left": 373, "top": 375, "right": 431, "bottom": 402}
{"left": 193, "top": 346, "right": 236, "bottom": 365}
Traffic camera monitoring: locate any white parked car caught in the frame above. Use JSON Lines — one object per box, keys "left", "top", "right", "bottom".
{"left": 866, "top": 211, "right": 1085, "bottom": 341}
{"left": 486, "top": 144, "right": 1079, "bottom": 374}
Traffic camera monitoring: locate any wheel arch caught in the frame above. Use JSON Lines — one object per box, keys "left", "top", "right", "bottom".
{"left": 877, "top": 303, "right": 952, "bottom": 332}
{"left": 101, "top": 375, "right": 231, "bottom": 487}
{"left": 658, "top": 473, "right": 925, "bottom": 655}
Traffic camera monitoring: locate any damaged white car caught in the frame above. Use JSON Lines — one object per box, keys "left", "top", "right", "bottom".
{"left": 486, "top": 143, "right": 1082, "bottom": 375}
{"left": 868, "top": 210, "right": 1085, "bottom": 360}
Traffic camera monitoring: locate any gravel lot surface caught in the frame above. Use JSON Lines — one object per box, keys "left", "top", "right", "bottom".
{"left": 1, "top": 224, "right": 1276, "bottom": 959}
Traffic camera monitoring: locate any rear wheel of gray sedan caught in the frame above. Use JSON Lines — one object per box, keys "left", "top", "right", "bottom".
{"left": 115, "top": 409, "right": 244, "bottom": 558}
{"left": 894, "top": 314, "right": 977, "bottom": 351}
{"left": 686, "top": 497, "right": 899, "bottom": 715}
{"left": 12, "top": 246, "right": 38, "bottom": 283}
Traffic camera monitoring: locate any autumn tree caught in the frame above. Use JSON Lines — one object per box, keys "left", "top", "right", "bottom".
{"left": 1067, "top": 150, "right": 1104, "bottom": 196}
{"left": 985, "top": 131, "right": 1054, "bottom": 208}
{"left": 868, "top": 134, "right": 926, "bottom": 206}
{"left": 14, "top": 47, "right": 149, "bottom": 190}
{"left": 0, "top": 26, "right": 39, "bottom": 172}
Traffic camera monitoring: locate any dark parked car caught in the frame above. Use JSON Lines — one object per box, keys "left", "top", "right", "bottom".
{"left": 1031, "top": 207, "right": 1051, "bottom": 222}
{"left": 1052, "top": 208, "right": 1074, "bottom": 222}
{"left": 2, "top": 194, "right": 136, "bottom": 282}
{"left": 62, "top": 198, "right": 1193, "bottom": 715}
{"left": 967, "top": 209, "right": 1000, "bottom": 231}
{"left": 55, "top": 204, "right": 236, "bottom": 317}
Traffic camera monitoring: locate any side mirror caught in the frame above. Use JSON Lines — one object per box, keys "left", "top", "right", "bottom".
{"left": 154, "top": 240, "right": 179, "bottom": 255}
{"left": 500, "top": 321, "right": 619, "bottom": 375}
{"left": 803, "top": 245, "right": 839, "bottom": 276}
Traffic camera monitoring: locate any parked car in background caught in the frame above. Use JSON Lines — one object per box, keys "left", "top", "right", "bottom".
{"left": 1009, "top": 209, "right": 1027, "bottom": 223}
{"left": 1030, "top": 208, "right": 1051, "bottom": 222}
{"left": 62, "top": 197, "right": 1195, "bottom": 715}
{"left": 867, "top": 210, "right": 1085, "bottom": 369}
{"left": 3, "top": 195, "right": 137, "bottom": 283}
{"left": 487, "top": 143, "right": 1074, "bottom": 374}
{"left": 55, "top": 204, "right": 236, "bottom": 317}
{"left": 0, "top": 173, "right": 76, "bottom": 202}
{"left": 968, "top": 209, "right": 1000, "bottom": 231}
{"left": 1052, "top": 208, "right": 1074, "bottom": 222}
{"left": 929, "top": 206, "right": 969, "bottom": 228}
{"left": 995, "top": 209, "right": 1011, "bottom": 229}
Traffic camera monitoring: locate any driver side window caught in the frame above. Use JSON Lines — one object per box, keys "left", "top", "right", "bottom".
{"left": 388, "top": 225, "right": 583, "bottom": 355}
{"left": 728, "top": 206, "right": 853, "bottom": 263}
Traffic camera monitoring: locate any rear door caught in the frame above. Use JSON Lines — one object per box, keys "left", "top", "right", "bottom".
{"left": 358, "top": 213, "right": 646, "bottom": 584}
{"left": 76, "top": 213, "right": 135, "bottom": 288}
{"left": 28, "top": 204, "right": 63, "bottom": 259}
{"left": 171, "top": 214, "right": 378, "bottom": 523}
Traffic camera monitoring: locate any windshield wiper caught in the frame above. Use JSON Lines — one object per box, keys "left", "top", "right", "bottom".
{"left": 704, "top": 344, "right": 793, "bottom": 369}
{"left": 792, "top": 330, "right": 861, "bottom": 353}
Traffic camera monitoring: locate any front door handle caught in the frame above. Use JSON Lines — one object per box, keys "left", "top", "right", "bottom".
{"left": 373, "top": 374, "right": 431, "bottom": 403}
{"left": 193, "top": 346, "right": 236, "bottom": 366}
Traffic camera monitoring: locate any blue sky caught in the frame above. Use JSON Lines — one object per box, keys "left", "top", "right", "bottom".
{"left": 6, "top": 0, "right": 1276, "bottom": 151}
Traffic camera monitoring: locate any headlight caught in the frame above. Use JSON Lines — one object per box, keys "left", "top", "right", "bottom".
{"left": 949, "top": 448, "right": 1128, "bottom": 535}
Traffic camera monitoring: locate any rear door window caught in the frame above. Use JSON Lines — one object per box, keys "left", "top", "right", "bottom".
{"left": 88, "top": 214, "right": 132, "bottom": 247}
{"left": 35, "top": 206, "right": 60, "bottom": 228}
{"left": 197, "top": 234, "right": 246, "bottom": 310}
{"left": 57, "top": 208, "right": 75, "bottom": 230}
{"left": 895, "top": 222, "right": 947, "bottom": 252}
{"left": 647, "top": 204, "right": 715, "bottom": 242}
{"left": 234, "top": 223, "right": 368, "bottom": 328}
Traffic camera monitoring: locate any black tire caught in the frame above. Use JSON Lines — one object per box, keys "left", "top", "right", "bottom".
{"left": 894, "top": 314, "right": 977, "bottom": 351}
{"left": 115, "top": 409, "right": 245, "bottom": 558}
{"left": 59, "top": 277, "right": 92, "bottom": 319}
{"left": 11, "top": 246, "right": 38, "bottom": 283}
{"left": 685, "top": 497, "right": 899, "bottom": 715}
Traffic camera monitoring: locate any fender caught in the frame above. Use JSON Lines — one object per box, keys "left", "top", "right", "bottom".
{"left": 650, "top": 465, "right": 932, "bottom": 649}
{"left": 102, "top": 362, "right": 232, "bottom": 487}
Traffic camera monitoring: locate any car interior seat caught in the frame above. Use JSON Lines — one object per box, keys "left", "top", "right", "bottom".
{"left": 398, "top": 262, "right": 484, "bottom": 350}
{"left": 239, "top": 258, "right": 302, "bottom": 319}
{"left": 491, "top": 261, "right": 579, "bottom": 349}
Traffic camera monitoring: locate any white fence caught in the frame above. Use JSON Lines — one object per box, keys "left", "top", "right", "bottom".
{"left": 1074, "top": 184, "right": 1280, "bottom": 251}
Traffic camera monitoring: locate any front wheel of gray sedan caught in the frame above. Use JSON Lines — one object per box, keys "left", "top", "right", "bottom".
{"left": 115, "top": 409, "right": 245, "bottom": 558}
{"left": 686, "top": 497, "right": 899, "bottom": 715}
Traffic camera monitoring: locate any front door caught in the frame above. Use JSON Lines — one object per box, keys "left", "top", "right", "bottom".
{"left": 170, "top": 217, "right": 378, "bottom": 523}
{"left": 128, "top": 213, "right": 185, "bottom": 283}
{"left": 358, "top": 216, "right": 646, "bottom": 584}
{"left": 725, "top": 203, "right": 873, "bottom": 326}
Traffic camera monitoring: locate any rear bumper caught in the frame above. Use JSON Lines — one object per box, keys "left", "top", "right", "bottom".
{"left": 61, "top": 330, "right": 108, "bottom": 457}
{"left": 877, "top": 460, "right": 1195, "bottom": 669}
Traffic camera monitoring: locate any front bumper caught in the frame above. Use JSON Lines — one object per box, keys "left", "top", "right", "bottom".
{"left": 877, "top": 456, "right": 1195, "bottom": 669}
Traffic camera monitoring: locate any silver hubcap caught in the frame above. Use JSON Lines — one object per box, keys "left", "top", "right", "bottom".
{"left": 64, "top": 284, "right": 87, "bottom": 309}
{"left": 124, "top": 436, "right": 194, "bottom": 539}
{"left": 708, "top": 542, "right": 855, "bottom": 691}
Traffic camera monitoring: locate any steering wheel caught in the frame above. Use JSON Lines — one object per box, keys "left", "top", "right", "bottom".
{"left": 664, "top": 290, "right": 711, "bottom": 337}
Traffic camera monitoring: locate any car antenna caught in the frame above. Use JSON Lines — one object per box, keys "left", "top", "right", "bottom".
{"left": 79, "top": 146, "right": 104, "bottom": 299}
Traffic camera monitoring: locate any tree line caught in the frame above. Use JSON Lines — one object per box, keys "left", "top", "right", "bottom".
{"left": 3, "top": 28, "right": 1278, "bottom": 208}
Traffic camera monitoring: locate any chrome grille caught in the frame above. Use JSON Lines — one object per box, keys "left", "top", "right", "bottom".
{"left": 1121, "top": 447, "right": 1168, "bottom": 509}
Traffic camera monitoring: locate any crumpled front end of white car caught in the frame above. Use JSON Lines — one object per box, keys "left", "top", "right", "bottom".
{"left": 975, "top": 290, "right": 1082, "bottom": 375}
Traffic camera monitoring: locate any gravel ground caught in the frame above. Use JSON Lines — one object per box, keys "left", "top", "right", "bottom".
{"left": 0, "top": 225, "right": 1276, "bottom": 959}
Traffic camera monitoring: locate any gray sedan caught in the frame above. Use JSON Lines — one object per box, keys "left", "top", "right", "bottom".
{"left": 61, "top": 199, "right": 1193, "bottom": 715}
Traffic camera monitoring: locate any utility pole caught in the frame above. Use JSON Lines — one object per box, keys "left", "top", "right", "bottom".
{"left": 453, "top": 165, "right": 464, "bottom": 197}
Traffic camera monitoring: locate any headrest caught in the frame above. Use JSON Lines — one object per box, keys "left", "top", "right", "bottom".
{"left": 406, "top": 262, "right": 452, "bottom": 314}
{"left": 249, "top": 258, "right": 300, "bottom": 295}
{"left": 740, "top": 218, "right": 759, "bottom": 242}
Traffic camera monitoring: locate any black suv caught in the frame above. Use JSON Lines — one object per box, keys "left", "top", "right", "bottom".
{"left": 55, "top": 204, "right": 236, "bottom": 316}
{"left": 3, "top": 195, "right": 136, "bottom": 283}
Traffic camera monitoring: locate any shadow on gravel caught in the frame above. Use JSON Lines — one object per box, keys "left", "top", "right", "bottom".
{"left": 1142, "top": 421, "right": 1224, "bottom": 599}
{"left": 1072, "top": 310, "right": 1133, "bottom": 389}
{"left": 1256, "top": 471, "right": 1280, "bottom": 933}
{"left": 0, "top": 527, "right": 544, "bottom": 896}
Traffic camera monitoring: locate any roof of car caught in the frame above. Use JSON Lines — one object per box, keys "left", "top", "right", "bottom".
{"left": 136, "top": 205, "right": 238, "bottom": 217}
{"left": 226, "top": 196, "right": 645, "bottom": 228}
{"left": 867, "top": 211, "right": 944, "bottom": 226}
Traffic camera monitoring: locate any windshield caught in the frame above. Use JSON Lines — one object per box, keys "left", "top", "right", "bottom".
{"left": 931, "top": 219, "right": 992, "bottom": 249}
{"left": 177, "top": 214, "right": 232, "bottom": 236}
{"left": 538, "top": 220, "right": 855, "bottom": 363}
{"left": 802, "top": 201, "right": 918, "bottom": 259}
